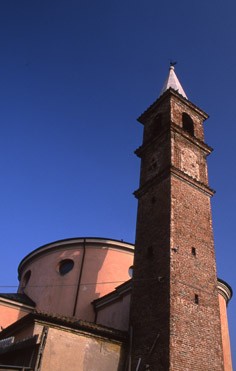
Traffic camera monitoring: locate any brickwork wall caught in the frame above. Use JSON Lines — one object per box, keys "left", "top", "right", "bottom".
{"left": 170, "top": 176, "right": 223, "bottom": 370}
{"left": 131, "top": 176, "right": 171, "bottom": 370}
{"left": 171, "top": 130, "right": 209, "bottom": 184}
{"left": 131, "top": 90, "right": 225, "bottom": 370}
{"left": 142, "top": 98, "right": 171, "bottom": 145}
{"left": 170, "top": 96, "right": 205, "bottom": 141}
{"left": 139, "top": 134, "right": 171, "bottom": 187}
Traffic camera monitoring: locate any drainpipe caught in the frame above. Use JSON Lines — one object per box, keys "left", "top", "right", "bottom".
{"left": 127, "top": 326, "right": 133, "bottom": 371}
{"left": 34, "top": 326, "right": 49, "bottom": 370}
{"left": 72, "top": 238, "right": 86, "bottom": 317}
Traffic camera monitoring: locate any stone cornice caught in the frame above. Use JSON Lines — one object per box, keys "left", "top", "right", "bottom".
{"left": 18, "top": 237, "right": 134, "bottom": 279}
{"left": 134, "top": 165, "right": 215, "bottom": 199}
{"left": 134, "top": 128, "right": 169, "bottom": 158}
{"left": 0, "top": 311, "right": 127, "bottom": 343}
{"left": 170, "top": 166, "right": 215, "bottom": 197}
{"left": 0, "top": 296, "right": 34, "bottom": 311}
{"left": 133, "top": 167, "right": 170, "bottom": 199}
{"left": 134, "top": 124, "right": 212, "bottom": 160}
{"left": 170, "top": 123, "right": 213, "bottom": 155}
{"left": 137, "top": 88, "right": 208, "bottom": 125}
{"left": 217, "top": 278, "right": 233, "bottom": 305}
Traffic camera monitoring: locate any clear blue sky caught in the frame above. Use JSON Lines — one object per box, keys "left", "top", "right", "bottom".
{"left": 0, "top": 0, "right": 235, "bottom": 365}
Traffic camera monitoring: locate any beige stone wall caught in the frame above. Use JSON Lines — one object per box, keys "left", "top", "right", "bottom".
{"left": 40, "top": 327, "right": 124, "bottom": 371}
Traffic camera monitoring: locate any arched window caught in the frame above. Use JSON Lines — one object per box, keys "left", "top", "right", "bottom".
{"left": 182, "top": 113, "right": 194, "bottom": 136}
{"left": 22, "top": 270, "right": 31, "bottom": 288}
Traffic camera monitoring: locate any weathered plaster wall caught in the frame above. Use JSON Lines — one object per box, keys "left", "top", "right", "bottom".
{"left": 40, "top": 327, "right": 125, "bottom": 371}
{"left": 96, "top": 292, "right": 131, "bottom": 331}
{"left": 0, "top": 301, "right": 32, "bottom": 330}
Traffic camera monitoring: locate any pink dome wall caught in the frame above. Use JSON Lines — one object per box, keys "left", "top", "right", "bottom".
{"left": 18, "top": 238, "right": 134, "bottom": 322}
{"left": 218, "top": 279, "right": 233, "bottom": 371}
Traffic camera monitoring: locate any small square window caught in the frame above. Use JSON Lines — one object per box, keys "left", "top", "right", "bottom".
{"left": 192, "top": 247, "right": 196, "bottom": 256}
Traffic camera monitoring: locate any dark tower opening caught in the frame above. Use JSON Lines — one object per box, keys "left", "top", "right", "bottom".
{"left": 182, "top": 112, "right": 194, "bottom": 136}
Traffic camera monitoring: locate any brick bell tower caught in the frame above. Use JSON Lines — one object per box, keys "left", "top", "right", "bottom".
{"left": 130, "top": 65, "right": 225, "bottom": 370}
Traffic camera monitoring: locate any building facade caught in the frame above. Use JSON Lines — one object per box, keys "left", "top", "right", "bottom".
{"left": 0, "top": 67, "right": 233, "bottom": 370}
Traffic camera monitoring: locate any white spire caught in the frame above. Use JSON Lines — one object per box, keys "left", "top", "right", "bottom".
{"left": 160, "top": 65, "right": 187, "bottom": 99}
